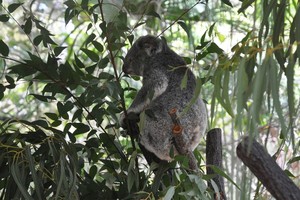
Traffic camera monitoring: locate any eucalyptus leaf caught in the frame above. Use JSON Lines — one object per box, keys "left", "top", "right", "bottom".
{"left": 8, "top": 3, "right": 23, "bottom": 13}
{"left": 0, "top": 40, "right": 9, "bottom": 56}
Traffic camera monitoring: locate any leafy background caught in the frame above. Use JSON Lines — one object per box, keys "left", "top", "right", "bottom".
{"left": 0, "top": 0, "right": 299, "bottom": 199}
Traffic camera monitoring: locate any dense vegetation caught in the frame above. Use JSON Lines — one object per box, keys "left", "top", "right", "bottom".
{"left": 0, "top": 0, "right": 299, "bottom": 199}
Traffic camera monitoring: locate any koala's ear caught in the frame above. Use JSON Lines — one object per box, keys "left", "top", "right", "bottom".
{"left": 139, "top": 36, "right": 164, "bottom": 56}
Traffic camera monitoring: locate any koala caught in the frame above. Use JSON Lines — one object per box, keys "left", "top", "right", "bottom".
{"left": 120, "top": 35, "right": 207, "bottom": 166}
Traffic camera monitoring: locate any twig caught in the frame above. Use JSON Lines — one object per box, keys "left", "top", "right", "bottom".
{"left": 157, "top": 0, "right": 203, "bottom": 37}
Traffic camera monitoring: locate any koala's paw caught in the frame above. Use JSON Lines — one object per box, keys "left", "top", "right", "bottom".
{"left": 119, "top": 111, "right": 140, "bottom": 129}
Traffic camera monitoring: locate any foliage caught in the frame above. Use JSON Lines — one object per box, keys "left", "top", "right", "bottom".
{"left": 0, "top": 0, "right": 299, "bottom": 199}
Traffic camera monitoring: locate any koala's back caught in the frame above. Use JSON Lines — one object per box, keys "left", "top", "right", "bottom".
{"left": 139, "top": 52, "right": 207, "bottom": 161}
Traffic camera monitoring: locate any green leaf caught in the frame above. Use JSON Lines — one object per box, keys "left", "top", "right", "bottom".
{"left": 146, "top": 10, "right": 161, "bottom": 19}
{"left": 85, "top": 33, "right": 96, "bottom": 46}
{"left": 89, "top": 165, "right": 97, "bottom": 179}
{"left": 0, "top": 40, "right": 9, "bottom": 56}
{"left": 55, "top": 153, "right": 66, "bottom": 200}
{"left": 9, "top": 63, "right": 37, "bottom": 79}
{"left": 23, "top": 17, "right": 32, "bottom": 34}
{"left": 0, "top": 14, "right": 9, "bottom": 22}
{"left": 0, "top": 84, "right": 5, "bottom": 100}
{"left": 92, "top": 41, "right": 104, "bottom": 52}
{"left": 54, "top": 46, "right": 67, "bottom": 56}
{"left": 127, "top": 151, "right": 138, "bottom": 192}
{"left": 208, "top": 22, "right": 216, "bottom": 37}
{"left": 8, "top": 3, "right": 23, "bottom": 13}
{"left": 72, "top": 123, "right": 90, "bottom": 135}
{"left": 238, "top": 0, "right": 255, "bottom": 13}
{"left": 284, "top": 169, "right": 295, "bottom": 178}
{"left": 98, "top": 57, "right": 109, "bottom": 69}
{"left": 45, "top": 112, "right": 58, "bottom": 120}
{"left": 30, "top": 94, "right": 56, "bottom": 102}
{"left": 5, "top": 75, "right": 15, "bottom": 88}
{"left": 128, "top": 35, "right": 134, "bottom": 45}
{"left": 74, "top": 54, "right": 85, "bottom": 68}
{"left": 210, "top": 165, "right": 240, "bottom": 190}
{"left": 183, "top": 57, "right": 192, "bottom": 64}
{"left": 81, "top": 0, "right": 89, "bottom": 10}
{"left": 25, "top": 146, "right": 43, "bottom": 200}
{"left": 214, "top": 69, "right": 234, "bottom": 117}
{"left": 164, "top": 186, "right": 175, "bottom": 200}
{"left": 99, "top": 72, "right": 114, "bottom": 80}
{"left": 286, "top": 60, "right": 295, "bottom": 141}
{"left": 178, "top": 21, "right": 190, "bottom": 37}
{"left": 236, "top": 59, "right": 248, "bottom": 130}
{"left": 32, "top": 119, "right": 49, "bottom": 128}
{"left": 57, "top": 102, "right": 71, "bottom": 119}
{"left": 250, "top": 57, "right": 267, "bottom": 136}
{"left": 207, "top": 42, "right": 223, "bottom": 54}
{"left": 11, "top": 162, "right": 34, "bottom": 200}
{"left": 64, "top": 0, "right": 76, "bottom": 8}
{"left": 269, "top": 57, "right": 287, "bottom": 138}
{"left": 221, "top": 0, "right": 233, "bottom": 7}
{"left": 72, "top": 109, "right": 83, "bottom": 122}
{"left": 287, "top": 156, "right": 300, "bottom": 164}
{"left": 81, "top": 48, "right": 99, "bottom": 62}
{"left": 33, "top": 35, "right": 43, "bottom": 46}
{"left": 86, "top": 22, "right": 92, "bottom": 32}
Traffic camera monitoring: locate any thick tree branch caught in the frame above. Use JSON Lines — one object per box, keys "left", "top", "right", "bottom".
{"left": 237, "top": 136, "right": 300, "bottom": 199}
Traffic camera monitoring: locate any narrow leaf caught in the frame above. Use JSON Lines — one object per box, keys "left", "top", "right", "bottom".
{"left": 25, "top": 146, "right": 43, "bottom": 200}
{"left": 221, "top": 0, "right": 233, "bottom": 7}
{"left": 146, "top": 11, "right": 161, "bottom": 19}
{"left": 269, "top": 57, "right": 287, "bottom": 137}
{"left": 287, "top": 156, "right": 300, "bottom": 164}
{"left": 210, "top": 165, "right": 240, "bottom": 190}
{"left": 92, "top": 41, "right": 103, "bottom": 52}
{"left": 8, "top": 3, "right": 23, "bottom": 13}
{"left": 178, "top": 21, "right": 190, "bottom": 37}
{"left": 11, "top": 162, "right": 34, "bottom": 200}
{"left": 164, "top": 186, "right": 175, "bottom": 200}
{"left": 81, "top": 48, "right": 99, "bottom": 62}
{"left": 54, "top": 46, "right": 67, "bottom": 56}
{"left": 208, "top": 22, "right": 216, "bottom": 36}
{"left": 0, "top": 40, "right": 9, "bottom": 56}
{"left": 23, "top": 17, "right": 32, "bottom": 34}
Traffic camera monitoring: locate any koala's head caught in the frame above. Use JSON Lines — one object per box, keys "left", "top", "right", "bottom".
{"left": 122, "top": 35, "right": 166, "bottom": 76}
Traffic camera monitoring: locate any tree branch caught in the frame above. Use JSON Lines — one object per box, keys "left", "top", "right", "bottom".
{"left": 237, "top": 136, "right": 300, "bottom": 199}
{"left": 206, "top": 128, "right": 227, "bottom": 200}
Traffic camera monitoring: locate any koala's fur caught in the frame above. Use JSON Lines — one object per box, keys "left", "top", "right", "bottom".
{"left": 121, "top": 35, "right": 207, "bottom": 162}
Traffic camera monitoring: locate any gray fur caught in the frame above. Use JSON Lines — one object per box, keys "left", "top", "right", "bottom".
{"left": 121, "top": 35, "right": 207, "bottom": 162}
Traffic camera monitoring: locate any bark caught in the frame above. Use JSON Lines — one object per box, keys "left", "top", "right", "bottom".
{"left": 206, "top": 128, "right": 227, "bottom": 200}
{"left": 236, "top": 136, "right": 300, "bottom": 200}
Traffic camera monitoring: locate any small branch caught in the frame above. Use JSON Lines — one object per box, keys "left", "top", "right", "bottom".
{"left": 237, "top": 136, "right": 300, "bottom": 199}
{"left": 158, "top": 0, "right": 203, "bottom": 37}
{"left": 206, "top": 128, "right": 227, "bottom": 200}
